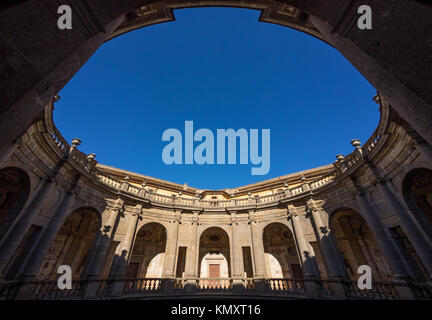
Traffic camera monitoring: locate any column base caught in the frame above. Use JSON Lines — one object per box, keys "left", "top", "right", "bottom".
{"left": 81, "top": 276, "right": 104, "bottom": 299}
{"left": 393, "top": 279, "right": 418, "bottom": 300}
{"left": 231, "top": 278, "right": 244, "bottom": 293}
{"left": 14, "top": 275, "right": 37, "bottom": 300}
{"left": 161, "top": 278, "right": 176, "bottom": 293}
{"left": 184, "top": 278, "right": 196, "bottom": 293}
{"left": 303, "top": 276, "right": 320, "bottom": 299}
{"left": 328, "top": 277, "right": 347, "bottom": 299}
{"left": 253, "top": 278, "right": 266, "bottom": 293}
{"left": 109, "top": 277, "right": 126, "bottom": 298}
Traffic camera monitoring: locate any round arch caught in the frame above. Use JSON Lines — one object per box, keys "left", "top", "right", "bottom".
{"left": 402, "top": 167, "right": 432, "bottom": 228}
{"left": 128, "top": 222, "right": 167, "bottom": 278}
{"left": 329, "top": 207, "right": 393, "bottom": 281}
{"left": 198, "top": 226, "right": 231, "bottom": 280}
{"left": 37, "top": 206, "right": 100, "bottom": 280}
{"left": 262, "top": 222, "right": 303, "bottom": 278}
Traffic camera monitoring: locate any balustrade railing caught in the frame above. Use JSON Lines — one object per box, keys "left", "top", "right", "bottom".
{"left": 344, "top": 280, "right": 398, "bottom": 300}
{"left": 123, "top": 278, "right": 162, "bottom": 294}
{"left": 33, "top": 279, "right": 84, "bottom": 299}
{"left": 265, "top": 278, "right": 305, "bottom": 296}
{"left": 1, "top": 277, "right": 428, "bottom": 300}
{"left": 197, "top": 278, "right": 232, "bottom": 290}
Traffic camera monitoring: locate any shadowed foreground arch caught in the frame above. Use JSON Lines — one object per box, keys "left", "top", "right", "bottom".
{"left": 36, "top": 207, "right": 100, "bottom": 280}
{"left": 330, "top": 208, "right": 392, "bottom": 281}
{"left": 0, "top": 0, "right": 432, "bottom": 160}
{"left": 0, "top": 167, "right": 30, "bottom": 240}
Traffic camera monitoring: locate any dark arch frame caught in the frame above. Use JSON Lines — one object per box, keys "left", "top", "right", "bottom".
{"left": 0, "top": 166, "right": 31, "bottom": 241}
{"left": 0, "top": 0, "right": 431, "bottom": 161}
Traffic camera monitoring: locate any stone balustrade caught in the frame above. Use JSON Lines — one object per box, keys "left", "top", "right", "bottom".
{"left": 2, "top": 277, "right": 429, "bottom": 300}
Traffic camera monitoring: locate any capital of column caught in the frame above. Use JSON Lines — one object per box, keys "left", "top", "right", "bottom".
{"left": 306, "top": 199, "right": 320, "bottom": 214}
{"left": 131, "top": 204, "right": 143, "bottom": 217}
{"left": 191, "top": 210, "right": 201, "bottom": 225}
{"left": 248, "top": 210, "right": 259, "bottom": 224}
{"left": 228, "top": 210, "right": 239, "bottom": 225}
{"left": 287, "top": 204, "right": 298, "bottom": 219}
{"left": 171, "top": 210, "right": 182, "bottom": 224}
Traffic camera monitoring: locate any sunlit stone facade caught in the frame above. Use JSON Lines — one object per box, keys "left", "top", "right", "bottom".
{"left": 0, "top": 0, "right": 431, "bottom": 300}
{"left": 0, "top": 95, "right": 431, "bottom": 300}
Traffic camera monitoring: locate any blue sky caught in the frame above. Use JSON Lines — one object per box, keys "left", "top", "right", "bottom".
{"left": 55, "top": 8, "right": 378, "bottom": 190}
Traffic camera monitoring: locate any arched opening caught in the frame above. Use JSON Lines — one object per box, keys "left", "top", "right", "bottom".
{"left": 330, "top": 208, "right": 392, "bottom": 281}
{"left": 396, "top": 167, "right": 432, "bottom": 281}
{"left": 262, "top": 222, "right": 303, "bottom": 278}
{"left": 403, "top": 168, "right": 432, "bottom": 227}
{"left": 128, "top": 222, "right": 167, "bottom": 278}
{"left": 198, "top": 227, "right": 231, "bottom": 288}
{"left": 37, "top": 207, "right": 100, "bottom": 280}
{"left": 0, "top": 167, "right": 30, "bottom": 240}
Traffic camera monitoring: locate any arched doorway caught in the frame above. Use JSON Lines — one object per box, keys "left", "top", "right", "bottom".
{"left": 37, "top": 207, "right": 100, "bottom": 280}
{"left": 330, "top": 208, "right": 392, "bottom": 281}
{"left": 128, "top": 222, "right": 167, "bottom": 278}
{"left": 198, "top": 227, "right": 230, "bottom": 288}
{"left": 0, "top": 167, "right": 30, "bottom": 240}
{"left": 262, "top": 222, "right": 303, "bottom": 278}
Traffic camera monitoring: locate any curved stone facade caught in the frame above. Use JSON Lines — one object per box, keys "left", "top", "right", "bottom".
{"left": 0, "top": 1, "right": 432, "bottom": 300}
{"left": 0, "top": 93, "right": 431, "bottom": 300}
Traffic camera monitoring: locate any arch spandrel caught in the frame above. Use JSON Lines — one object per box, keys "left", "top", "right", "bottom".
{"left": 106, "top": 0, "right": 327, "bottom": 42}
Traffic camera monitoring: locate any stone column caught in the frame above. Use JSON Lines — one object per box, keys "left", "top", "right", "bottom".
{"left": 184, "top": 211, "right": 199, "bottom": 292}
{"left": 230, "top": 211, "right": 244, "bottom": 290}
{"left": 0, "top": 141, "right": 80, "bottom": 276}
{"left": 162, "top": 211, "right": 181, "bottom": 292}
{"left": 14, "top": 186, "right": 77, "bottom": 299}
{"left": 307, "top": 202, "right": 346, "bottom": 279}
{"left": 0, "top": 176, "right": 56, "bottom": 275}
{"left": 355, "top": 190, "right": 411, "bottom": 279}
{"left": 350, "top": 137, "right": 432, "bottom": 280}
{"left": 307, "top": 201, "right": 348, "bottom": 298}
{"left": 82, "top": 201, "right": 123, "bottom": 298}
{"left": 249, "top": 210, "right": 266, "bottom": 291}
{"left": 110, "top": 205, "right": 141, "bottom": 297}
{"left": 163, "top": 212, "right": 181, "bottom": 278}
{"left": 354, "top": 190, "right": 417, "bottom": 298}
{"left": 288, "top": 205, "right": 320, "bottom": 298}
{"left": 376, "top": 181, "right": 432, "bottom": 279}
{"left": 19, "top": 190, "right": 76, "bottom": 279}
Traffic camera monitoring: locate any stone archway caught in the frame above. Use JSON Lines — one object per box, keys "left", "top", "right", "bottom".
{"left": 0, "top": 167, "right": 30, "bottom": 240}
{"left": 37, "top": 207, "right": 100, "bottom": 280}
{"left": 262, "top": 222, "right": 303, "bottom": 278}
{"left": 330, "top": 208, "right": 392, "bottom": 281}
{"left": 128, "top": 222, "right": 167, "bottom": 278}
{"left": 1, "top": 1, "right": 431, "bottom": 157}
{"left": 402, "top": 168, "right": 432, "bottom": 227}
{"left": 397, "top": 167, "right": 432, "bottom": 281}
{"left": 198, "top": 227, "right": 231, "bottom": 288}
